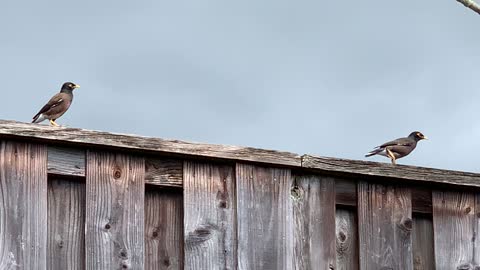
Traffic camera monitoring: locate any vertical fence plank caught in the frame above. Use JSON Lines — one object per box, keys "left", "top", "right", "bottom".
{"left": 293, "top": 175, "right": 336, "bottom": 269}
{"left": 358, "top": 182, "right": 413, "bottom": 270}
{"left": 145, "top": 190, "right": 183, "bottom": 270}
{"left": 336, "top": 208, "right": 359, "bottom": 270}
{"left": 47, "top": 179, "right": 86, "bottom": 270}
{"left": 412, "top": 215, "right": 434, "bottom": 270}
{"left": 236, "top": 163, "right": 293, "bottom": 270}
{"left": 86, "top": 151, "right": 145, "bottom": 270}
{"left": 183, "top": 161, "right": 236, "bottom": 270}
{"left": 475, "top": 195, "right": 480, "bottom": 266}
{"left": 433, "top": 191, "right": 478, "bottom": 269}
{"left": 0, "top": 141, "right": 48, "bottom": 269}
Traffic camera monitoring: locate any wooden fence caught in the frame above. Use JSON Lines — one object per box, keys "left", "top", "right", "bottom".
{"left": 0, "top": 119, "right": 479, "bottom": 270}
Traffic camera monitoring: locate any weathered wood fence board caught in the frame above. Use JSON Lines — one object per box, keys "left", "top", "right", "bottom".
{"left": 302, "top": 155, "right": 480, "bottom": 188}
{"left": 0, "top": 141, "right": 48, "bottom": 269}
{"left": 2, "top": 121, "right": 480, "bottom": 269}
{"left": 236, "top": 164, "right": 294, "bottom": 270}
{"left": 183, "top": 161, "right": 236, "bottom": 269}
{"left": 293, "top": 175, "right": 336, "bottom": 269}
{"left": 145, "top": 190, "right": 183, "bottom": 270}
{"left": 48, "top": 146, "right": 85, "bottom": 177}
{"left": 432, "top": 191, "right": 479, "bottom": 269}
{"left": 476, "top": 196, "right": 480, "bottom": 266}
{"left": 85, "top": 151, "right": 145, "bottom": 270}
{"left": 358, "top": 182, "right": 413, "bottom": 270}
{"left": 0, "top": 120, "right": 301, "bottom": 167}
{"left": 335, "top": 208, "right": 359, "bottom": 270}
{"left": 412, "top": 215, "right": 434, "bottom": 270}
{"left": 145, "top": 158, "right": 183, "bottom": 187}
{"left": 47, "top": 179, "right": 86, "bottom": 270}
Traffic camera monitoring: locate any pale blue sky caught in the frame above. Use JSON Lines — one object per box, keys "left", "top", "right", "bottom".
{"left": 1, "top": 0, "right": 479, "bottom": 172}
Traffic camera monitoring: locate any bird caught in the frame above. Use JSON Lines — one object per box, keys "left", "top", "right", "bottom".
{"left": 365, "top": 131, "right": 428, "bottom": 165}
{"left": 32, "top": 82, "right": 80, "bottom": 126}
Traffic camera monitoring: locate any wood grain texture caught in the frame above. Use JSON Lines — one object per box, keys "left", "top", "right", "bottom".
{"left": 48, "top": 146, "right": 85, "bottom": 177}
{"left": 432, "top": 191, "right": 479, "bottom": 269}
{"left": 145, "top": 190, "right": 183, "bottom": 270}
{"left": 334, "top": 179, "right": 432, "bottom": 214}
{"left": 47, "top": 179, "right": 86, "bottom": 270}
{"left": 145, "top": 158, "right": 183, "bottom": 187}
{"left": 335, "top": 209, "right": 359, "bottom": 270}
{"left": 412, "top": 215, "right": 434, "bottom": 270}
{"left": 293, "top": 175, "right": 336, "bottom": 269}
{"left": 0, "top": 141, "right": 48, "bottom": 269}
{"left": 46, "top": 148, "right": 436, "bottom": 213}
{"left": 85, "top": 151, "right": 145, "bottom": 270}
{"left": 0, "top": 120, "right": 300, "bottom": 167}
{"left": 358, "top": 182, "right": 413, "bottom": 270}
{"left": 236, "top": 163, "right": 294, "bottom": 270}
{"left": 475, "top": 195, "right": 480, "bottom": 266}
{"left": 303, "top": 154, "right": 480, "bottom": 188}
{"left": 47, "top": 146, "right": 183, "bottom": 187}
{"left": 335, "top": 178, "right": 357, "bottom": 207}
{"left": 183, "top": 162, "right": 236, "bottom": 270}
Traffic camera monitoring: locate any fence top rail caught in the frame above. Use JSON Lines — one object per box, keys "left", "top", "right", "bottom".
{"left": 1, "top": 119, "right": 480, "bottom": 188}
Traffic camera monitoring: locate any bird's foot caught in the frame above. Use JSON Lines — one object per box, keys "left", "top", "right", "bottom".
{"left": 49, "top": 120, "right": 60, "bottom": 127}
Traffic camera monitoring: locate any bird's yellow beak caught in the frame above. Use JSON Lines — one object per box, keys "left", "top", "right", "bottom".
{"left": 74, "top": 84, "right": 80, "bottom": 89}
{"left": 423, "top": 136, "right": 428, "bottom": 140}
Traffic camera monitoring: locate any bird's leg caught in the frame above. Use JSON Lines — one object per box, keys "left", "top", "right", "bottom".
{"left": 386, "top": 149, "right": 396, "bottom": 165}
{"left": 49, "top": 119, "right": 59, "bottom": 127}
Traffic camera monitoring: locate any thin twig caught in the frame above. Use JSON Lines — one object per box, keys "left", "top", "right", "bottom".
{"left": 457, "top": 0, "right": 480, "bottom": 15}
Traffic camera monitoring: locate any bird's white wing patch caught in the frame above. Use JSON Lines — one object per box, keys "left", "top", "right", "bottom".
{"left": 50, "top": 98, "right": 63, "bottom": 108}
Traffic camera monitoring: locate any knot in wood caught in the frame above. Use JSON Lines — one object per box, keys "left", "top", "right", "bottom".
{"left": 152, "top": 231, "right": 159, "bottom": 238}
{"left": 120, "top": 250, "right": 128, "bottom": 259}
{"left": 338, "top": 231, "right": 347, "bottom": 242}
{"left": 104, "top": 224, "right": 111, "bottom": 230}
{"left": 219, "top": 201, "right": 227, "bottom": 208}
{"left": 185, "top": 223, "right": 218, "bottom": 245}
{"left": 290, "top": 185, "right": 302, "bottom": 200}
{"left": 163, "top": 258, "right": 171, "bottom": 267}
{"left": 399, "top": 217, "right": 413, "bottom": 231}
{"left": 113, "top": 169, "right": 122, "bottom": 179}
{"left": 329, "top": 264, "right": 335, "bottom": 270}
{"left": 465, "top": 207, "right": 472, "bottom": 214}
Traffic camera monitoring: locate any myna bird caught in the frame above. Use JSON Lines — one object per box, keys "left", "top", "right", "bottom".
{"left": 32, "top": 82, "right": 80, "bottom": 126}
{"left": 365, "top": 131, "right": 428, "bottom": 165}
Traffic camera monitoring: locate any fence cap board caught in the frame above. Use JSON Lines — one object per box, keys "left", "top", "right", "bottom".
{"left": 0, "top": 120, "right": 301, "bottom": 167}
{"left": 302, "top": 155, "right": 480, "bottom": 188}
{"left": 1, "top": 119, "right": 480, "bottom": 189}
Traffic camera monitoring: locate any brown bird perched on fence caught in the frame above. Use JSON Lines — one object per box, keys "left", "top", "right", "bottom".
{"left": 365, "top": 131, "right": 428, "bottom": 165}
{"left": 32, "top": 82, "right": 80, "bottom": 126}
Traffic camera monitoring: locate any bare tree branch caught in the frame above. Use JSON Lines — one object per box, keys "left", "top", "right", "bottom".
{"left": 457, "top": 0, "right": 480, "bottom": 15}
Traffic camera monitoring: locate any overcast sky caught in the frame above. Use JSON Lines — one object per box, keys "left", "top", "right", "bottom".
{"left": 1, "top": 0, "right": 479, "bottom": 172}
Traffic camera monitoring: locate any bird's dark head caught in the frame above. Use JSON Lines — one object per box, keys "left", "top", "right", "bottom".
{"left": 409, "top": 131, "right": 428, "bottom": 141}
{"left": 60, "top": 82, "right": 80, "bottom": 93}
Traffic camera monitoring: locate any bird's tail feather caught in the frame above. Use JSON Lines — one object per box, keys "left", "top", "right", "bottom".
{"left": 32, "top": 113, "right": 45, "bottom": 123}
{"left": 365, "top": 148, "right": 383, "bottom": 157}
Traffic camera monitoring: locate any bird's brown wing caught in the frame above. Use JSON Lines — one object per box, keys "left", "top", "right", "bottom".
{"left": 33, "top": 93, "right": 67, "bottom": 119}
{"left": 378, "top": 137, "right": 414, "bottom": 148}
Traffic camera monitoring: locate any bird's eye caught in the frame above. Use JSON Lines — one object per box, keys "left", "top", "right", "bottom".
{"left": 69, "top": 84, "right": 73, "bottom": 87}
{"left": 417, "top": 133, "right": 422, "bottom": 137}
